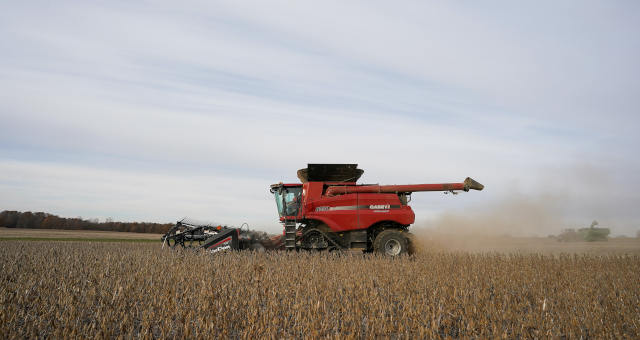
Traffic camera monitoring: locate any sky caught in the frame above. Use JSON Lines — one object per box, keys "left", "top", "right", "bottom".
{"left": 1, "top": 1, "right": 639, "bottom": 235}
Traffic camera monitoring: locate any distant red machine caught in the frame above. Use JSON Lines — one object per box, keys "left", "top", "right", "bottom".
{"left": 270, "top": 164, "right": 483, "bottom": 255}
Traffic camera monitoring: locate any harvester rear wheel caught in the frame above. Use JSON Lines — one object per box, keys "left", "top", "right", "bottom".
{"left": 373, "top": 230, "right": 409, "bottom": 256}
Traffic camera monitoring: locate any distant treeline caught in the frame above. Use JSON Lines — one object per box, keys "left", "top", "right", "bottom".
{"left": 0, "top": 211, "right": 172, "bottom": 234}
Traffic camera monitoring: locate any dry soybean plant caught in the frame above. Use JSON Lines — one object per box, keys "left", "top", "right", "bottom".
{"left": 1, "top": 241, "right": 639, "bottom": 338}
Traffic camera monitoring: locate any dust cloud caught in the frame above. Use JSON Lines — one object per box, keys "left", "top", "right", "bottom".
{"left": 408, "top": 163, "right": 640, "bottom": 253}
{"left": 411, "top": 191, "right": 571, "bottom": 253}
{"left": 420, "top": 191, "right": 566, "bottom": 237}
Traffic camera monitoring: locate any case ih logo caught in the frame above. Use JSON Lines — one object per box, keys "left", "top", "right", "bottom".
{"left": 207, "top": 236, "right": 232, "bottom": 253}
{"left": 369, "top": 204, "right": 390, "bottom": 210}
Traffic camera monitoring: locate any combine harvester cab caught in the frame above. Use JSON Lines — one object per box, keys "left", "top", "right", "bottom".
{"left": 270, "top": 164, "right": 484, "bottom": 256}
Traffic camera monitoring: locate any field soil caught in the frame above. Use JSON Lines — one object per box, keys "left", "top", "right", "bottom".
{"left": 0, "top": 227, "right": 163, "bottom": 240}
{"left": 414, "top": 233, "right": 640, "bottom": 255}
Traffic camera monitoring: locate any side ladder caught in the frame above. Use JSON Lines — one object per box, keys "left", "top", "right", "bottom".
{"left": 284, "top": 220, "right": 297, "bottom": 250}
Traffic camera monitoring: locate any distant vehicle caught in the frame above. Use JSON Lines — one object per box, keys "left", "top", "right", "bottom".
{"left": 558, "top": 220, "right": 610, "bottom": 242}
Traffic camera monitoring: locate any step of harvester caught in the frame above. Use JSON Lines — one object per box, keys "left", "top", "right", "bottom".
{"left": 284, "top": 221, "right": 296, "bottom": 250}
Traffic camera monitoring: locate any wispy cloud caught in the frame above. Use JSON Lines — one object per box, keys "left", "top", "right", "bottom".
{"left": 1, "top": 1, "right": 639, "bottom": 234}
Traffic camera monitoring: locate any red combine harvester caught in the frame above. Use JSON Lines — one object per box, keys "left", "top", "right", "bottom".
{"left": 270, "top": 164, "right": 483, "bottom": 255}
{"left": 162, "top": 164, "right": 483, "bottom": 255}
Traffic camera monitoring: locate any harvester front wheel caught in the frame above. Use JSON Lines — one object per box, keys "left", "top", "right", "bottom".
{"left": 373, "top": 230, "right": 409, "bottom": 256}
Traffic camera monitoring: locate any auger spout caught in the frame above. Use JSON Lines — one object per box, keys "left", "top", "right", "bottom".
{"left": 325, "top": 177, "right": 483, "bottom": 196}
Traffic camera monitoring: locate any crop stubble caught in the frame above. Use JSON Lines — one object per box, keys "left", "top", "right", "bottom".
{"left": 1, "top": 241, "right": 638, "bottom": 338}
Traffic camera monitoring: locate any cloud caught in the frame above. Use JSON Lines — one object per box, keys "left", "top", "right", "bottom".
{"left": 0, "top": 1, "right": 639, "bottom": 235}
{"left": 0, "top": 159, "right": 278, "bottom": 229}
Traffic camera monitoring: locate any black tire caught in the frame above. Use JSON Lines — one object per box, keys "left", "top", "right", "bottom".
{"left": 373, "top": 229, "right": 409, "bottom": 256}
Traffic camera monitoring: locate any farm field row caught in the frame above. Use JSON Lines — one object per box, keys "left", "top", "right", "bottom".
{"left": 3, "top": 227, "right": 640, "bottom": 254}
{"left": 2, "top": 241, "right": 638, "bottom": 338}
{"left": 0, "top": 227, "right": 162, "bottom": 241}
{"left": 415, "top": 232, "right": 640, "bottom": 255}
